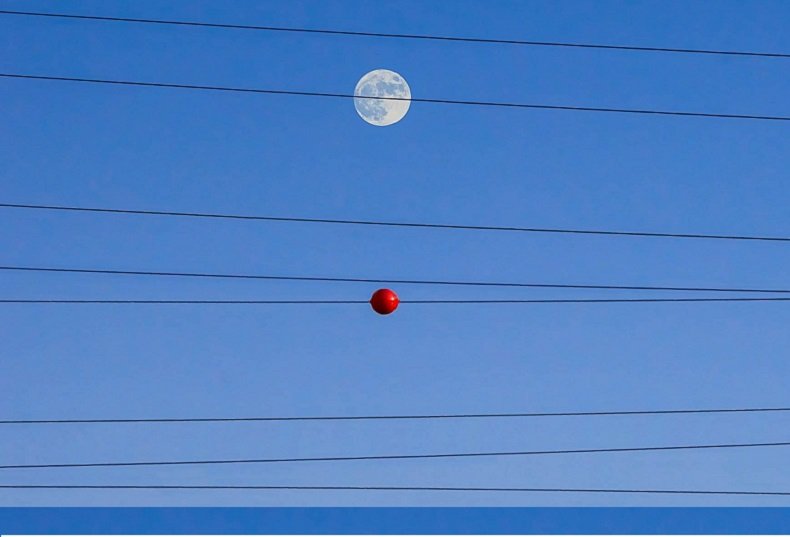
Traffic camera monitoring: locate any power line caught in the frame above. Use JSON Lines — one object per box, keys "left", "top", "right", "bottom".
{"left": 0, "top": 299, "right": 367, "bottom": 304}
{"left": 3, "top": 265, "right": 790, "bottom": 294}
{"left": 4, "top": 202, "right": 789, "bottom": 243}
{"left": 3, "top": 441, "right": 789, "bottom": 470}
{"left": 1, "top": 10, "right": 787, "bottom": 60}
{"left": 2, "top": 298, "right": 790, "bottom": 305}
{"left": 2, "top": 73, "right": 787, "bottom": 122}
{"left": 4, "top": 405, "right": 789, "bottom": 425}
{"left": 3, "top": 483, "right": 790, "bottom": 496}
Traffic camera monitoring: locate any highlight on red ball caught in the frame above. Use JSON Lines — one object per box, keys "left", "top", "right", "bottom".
{"left": 369, "top": 288, "right": 399, "bottom": 315}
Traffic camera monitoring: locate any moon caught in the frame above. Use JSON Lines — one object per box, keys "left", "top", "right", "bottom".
{"left": 354, "top": 69, "right": 411, "bottom": 126}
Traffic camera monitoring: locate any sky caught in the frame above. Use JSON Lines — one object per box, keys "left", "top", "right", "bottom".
{"left": 1, "top": 0, "right": 789, "bottom": 508}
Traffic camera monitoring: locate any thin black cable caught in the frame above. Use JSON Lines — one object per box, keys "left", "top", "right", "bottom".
{"left": 1, "top": 10, "right": 787, "bottom": 59}
{"left": 3, "top": 441, "right": 789, "bottom": 470}
{"left": 0, "top": 299, "right": 366, "bottom": 304}
{"left": 2, "top": 298, "right": 790, "bottom": 305}
{"left": 4, "top": 202, "right": 790, "bottom": 243}
{"left": 3, "top": 405, "right": 789, "bottom": 425}
{"left": 1, "top": 73, "right": 787, "bottom": 122}
{"left": 3, "top": 484, "right": 790, "bottom": 496}
{"left": 2, "top": 265, "right": 790, "bottom": 294}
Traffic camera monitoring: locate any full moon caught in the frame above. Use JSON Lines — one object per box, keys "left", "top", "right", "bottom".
{"left": 354, "top": 69, "right": 411, "bottom": 126}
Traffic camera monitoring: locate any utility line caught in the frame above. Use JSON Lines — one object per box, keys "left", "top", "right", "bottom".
{"left": 3, "top": 441, "right": 789, "bottom": 470}
{"left": 3, "top": 405, "right": 789, "bottom": 425}
{"left": 3, "top": 484, "right": 790, "bottom": 496}
{"left": 1, "top": 73, "right": 787, "bottom": 122}
{"left": 3, "top": 202, "right": 789, "bottom": 243}
{"left": 0, "top": 299, "right": 367, "bottom": 304}
{"left": 2, "top": 265, "right": 789, "bottom": 294}
{"left": 2, "top": 298, "right": 790, "bottom": 305}
{"left": 1, "top": 10, "right": 787, "bottom": 59}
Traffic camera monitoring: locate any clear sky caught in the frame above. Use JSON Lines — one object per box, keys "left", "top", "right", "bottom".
{"left": 1, "top": 0, "right": 789, "bottom": 508}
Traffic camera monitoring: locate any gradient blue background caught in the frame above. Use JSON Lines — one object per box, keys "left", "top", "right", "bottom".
{"left": 4, "top": 507, "right": 790, "bottom": 534}
{"left": 1, "top": 0, "right": 789, "bottom": 507}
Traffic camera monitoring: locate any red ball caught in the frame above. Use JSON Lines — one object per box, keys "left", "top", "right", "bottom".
{"left": 370, "top": 288, "right": 399, "bottom": 315}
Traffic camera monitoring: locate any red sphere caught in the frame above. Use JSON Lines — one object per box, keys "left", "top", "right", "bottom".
{"left": 370, "top": 288, "right": 399, "bottom": 315}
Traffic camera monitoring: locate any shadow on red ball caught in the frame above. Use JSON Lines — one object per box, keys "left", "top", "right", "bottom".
{"left": 370, "top": 288, "right": 399, "bottom": 315}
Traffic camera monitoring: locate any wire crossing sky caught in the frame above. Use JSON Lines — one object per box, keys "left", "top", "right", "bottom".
{"left": 2, "top": 298, "right": 790, "bottom": 305}
{"left": 1, "top": 9, "right": 788, "bottom": 59}
{"left": 3, "top": 484, "right": 790, "bottom": 496}
{"left": 2, "top": 73, "right": 788, "bottom": 121}
{"left": 4, "top": 202, "right": 790, "bottom": 242}
{"left": 3, "top": 405, "right": 789, "bottom": 424}
{"left": 3, "top": 440, "right": 790, "bottom": 470}
{"left": 2, "top": 265, "right": 789, "bottom": 294}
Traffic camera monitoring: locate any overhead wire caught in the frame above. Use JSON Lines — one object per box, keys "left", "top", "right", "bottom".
{"left": 2, "top": 298, "right": 790, "bottom": 305}
{"left": 2, "top": 265, "right": 789, "bottom": 294}
{"left": 3, "top": 440, "right": 790, "bottom": 470}
{"left": 3, "top": 202, "right": 790, "bottom": 243}
{"left": 1, "top": 10, "right": 787, "bottom": 59}
{"left": 3, "top": 405, "right": 789, "bottom": 424}
{"left": 2, "top": 483, "right": 790, "bottom": 496}
{"left": 2, "top": 73, "right": 788, "bottom": 122}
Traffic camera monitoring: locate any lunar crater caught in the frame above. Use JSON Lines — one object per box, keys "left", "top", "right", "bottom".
{"left": 354, "top": 69, "right": 411, "bottom": 126}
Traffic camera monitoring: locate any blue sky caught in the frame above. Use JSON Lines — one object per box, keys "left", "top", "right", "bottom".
{"left": 1, "top": 0, "right": 789, "bottom": 507}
